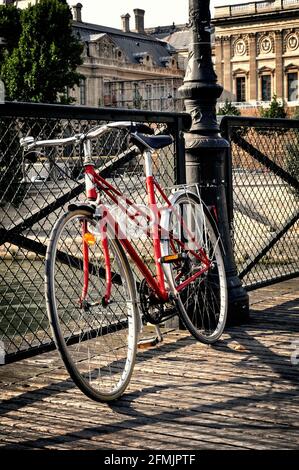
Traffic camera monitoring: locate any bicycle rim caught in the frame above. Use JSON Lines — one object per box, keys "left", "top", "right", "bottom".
{"left": 162, "top": 194, "right": 227, "bottom": 344}
{"left": 45, "top": 209, "right": 138, "bottom": 401}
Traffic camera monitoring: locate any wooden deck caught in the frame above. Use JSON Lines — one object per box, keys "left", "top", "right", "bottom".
{"left": 0, "top": 279, "right": 298, "bottom": 450}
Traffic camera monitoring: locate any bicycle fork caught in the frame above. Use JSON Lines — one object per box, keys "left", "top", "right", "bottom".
{"left": 80, "top": 139, "right": 113, "bottom": 310}
{"left": 80, "top": 219, "right": 112, "bottom": 310}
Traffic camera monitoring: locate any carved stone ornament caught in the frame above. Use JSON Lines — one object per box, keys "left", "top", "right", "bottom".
{"left": 286, "top": 33, "right": 299, "bottom": 52}
{"left": 234, "top": 39, "right": 247, "bottom": 56}
{"left": 231, "top": 35, "right": 249, "bottom": 57}
{"left": 258, "top": 33, "right": 275, "bottom": 55}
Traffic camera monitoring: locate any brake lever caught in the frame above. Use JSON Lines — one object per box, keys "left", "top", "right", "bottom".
{"left": 20, "top": 136, "right": 35, "bottom": 150}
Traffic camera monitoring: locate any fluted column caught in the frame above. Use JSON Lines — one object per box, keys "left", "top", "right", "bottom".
{"left": 214, "top": 36, "right": 223, "bottom": 86}
{"left": 275, "top": 30, "right": 284, "bottom": 100}
{"left": 223, "top": 36, "right": 232, "bottom": 98}
{"left": 249, "top": 33, "right": 257, "bottom": 102}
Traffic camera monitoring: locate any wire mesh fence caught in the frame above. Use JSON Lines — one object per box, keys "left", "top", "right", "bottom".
{"left": 0, "top": 103, "right": 188, "bottom": 362}
{"left": 221, "top": 116, "right": 299, "bottom": 290}
{"left": 1, "top": 104, "right": 299, "bottom": 364}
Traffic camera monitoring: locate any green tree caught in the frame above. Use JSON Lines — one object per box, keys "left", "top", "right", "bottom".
{"left": 259, "top": 95, "right": 287, "bottom": 119}
{"left": 0, "top": 6, "right": 23, "bottom": 206}
{"left": 217, "top": 99, "right": 241, "bottom": 116}
{"left": 0, "top": 5, "right": 21, "bottom": 60}
{"left": 217, "top": 99, "right": 248, "bottom": 137}
{"left": 1, "top": 0, "right": 83, "bottom": 103}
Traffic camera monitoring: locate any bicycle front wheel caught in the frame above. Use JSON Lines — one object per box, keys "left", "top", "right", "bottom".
{"left": 45, "top": 209, "right": 138, "bottom": 402}
{"left": 161, "top": 193, "right": 227, "bottom": 344}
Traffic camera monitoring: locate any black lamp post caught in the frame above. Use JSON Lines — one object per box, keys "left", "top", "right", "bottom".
{"left": 179, "top": 0, "right": 249, "bottom": 324}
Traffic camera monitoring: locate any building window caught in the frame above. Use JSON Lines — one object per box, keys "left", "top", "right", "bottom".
{"left": 146, "top": 84, "right": 152, "bottom": 101}
{"left": 261, "top": 75, "right": 271, "bottom": 101}
{"left": 236, "top": 76, "right": 246, "bottom": 102}
{"left": 79, "top": 79, "right": 86, "bottom": 106}
{"left": 85, "top": 41, "right": 90, "bottom": 57}
{"left": 133, "top": 83, "right": 142, "bottom": 109}
{"left": 119, "top": 82, "right": 125, "bottom": 106}
{"left": 287, "top": 72, "right": 298, "bottom": 101}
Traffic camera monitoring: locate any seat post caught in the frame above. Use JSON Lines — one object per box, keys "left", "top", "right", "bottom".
{"left": 144, "top": 149, "right": 153, "bottom": 177}
{"left": 143, "top": 149, "right": 153, "bottom": 178}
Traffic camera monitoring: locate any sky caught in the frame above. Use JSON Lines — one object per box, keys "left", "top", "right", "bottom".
{"left": 67, "top": 0, "right": 250, "bottom": 28}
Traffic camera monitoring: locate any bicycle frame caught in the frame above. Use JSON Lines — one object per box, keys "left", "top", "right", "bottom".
{"left": 20, "top": 123, "right": 228, "bottom": 402}
{"left": 81, "top": 143, "right": 211, "bottom": 306}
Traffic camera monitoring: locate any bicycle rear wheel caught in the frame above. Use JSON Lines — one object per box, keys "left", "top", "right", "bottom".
{"left": 45, "top": 209, "right": 138, "bottom": 402}
{"left": 161, "top": 193, "right": 227, "bottom": 344}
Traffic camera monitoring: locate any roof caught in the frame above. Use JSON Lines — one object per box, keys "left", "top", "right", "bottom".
{"left": 73, "top": 20, "right": 176, "bottom": 67}
{"left": 146, "top": 23, "right": 188, "bottom": 39}
{"left": 163, "top": 28, "right": 215, "bottom": 52}
{"left": 164, "top": 30, "right": 191, "bottom": 51}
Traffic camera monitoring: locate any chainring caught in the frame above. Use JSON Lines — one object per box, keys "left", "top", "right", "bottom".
{"left": 139, "top": 278, "right": 176, "bottom": 325}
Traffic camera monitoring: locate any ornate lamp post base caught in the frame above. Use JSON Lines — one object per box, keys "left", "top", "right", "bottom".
{"left": 180, "top": 0, "right": 249, "bottom": 324}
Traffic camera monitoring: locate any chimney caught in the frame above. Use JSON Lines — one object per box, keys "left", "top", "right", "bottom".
{"left": 134, "top": 9, "right": 145, "bottom": 34}
{"left": 72, "top": 3, "right": 83, "bottom": 22}
{"left": 121, "top": 13, "right": 130, "bottom": 33}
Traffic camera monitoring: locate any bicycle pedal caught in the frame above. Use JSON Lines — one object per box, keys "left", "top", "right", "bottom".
{"left": 137, "top": 325, "right": 163, "bottom": 349}
{"left": 137, "top": 336, "right": 160, "bottom": 350}
{"left": 160, "top": 253, "right": 187, "bottom": 264}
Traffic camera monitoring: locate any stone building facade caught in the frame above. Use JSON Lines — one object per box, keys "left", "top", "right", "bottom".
{"left": 1, "top": 1, "right": 184, "bottom": 110}
{"left": 146, "top": 23, "right": 191, "bottom": 71}
{"left": 213, "top": 0, "right": 299, "bottom": 109}
{"left": 71, "top": 5, "right": 184, "bottom": 109}
{"left": 5, "top": 0, "right": 299, "bottom": 112}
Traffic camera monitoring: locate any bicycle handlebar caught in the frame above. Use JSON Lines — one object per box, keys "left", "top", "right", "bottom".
{"left": 20, "top": 121, "right": 155, "bottom": 151}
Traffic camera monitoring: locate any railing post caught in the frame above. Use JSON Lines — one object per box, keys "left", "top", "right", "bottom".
{"left": 179, "top": 0, "right": 249, "bottom": 324}
{"left": 174, "top": 116, "right": 187, "bottom": 185}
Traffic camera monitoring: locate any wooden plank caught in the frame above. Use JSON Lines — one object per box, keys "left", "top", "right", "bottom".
{"left": 0, "top": 279, "right": 298, "bottom": 450}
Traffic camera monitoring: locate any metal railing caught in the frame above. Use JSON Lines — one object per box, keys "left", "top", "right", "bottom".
{"left": 1, "top": 103, "right": 299, "bottom": 364}
{"left": 221, "top": 115, "right": 299, "bottom": 291}
{"left": 0, "top": 102, "right": 190, "bottom": 364}
{"left": 215, "top": 0, "right": 299, "bottom": 17}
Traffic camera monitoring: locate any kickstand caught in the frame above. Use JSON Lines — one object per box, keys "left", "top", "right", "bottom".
{"left": 137, "top": 324, "right": 163, "bottom": 349}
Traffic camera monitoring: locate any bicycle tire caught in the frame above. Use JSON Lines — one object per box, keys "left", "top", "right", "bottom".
{"left": 45, "top": 209, "right": 138, "bottom": 402}
{"left": 161, "top": 192, "right": 227, "bottom": 344}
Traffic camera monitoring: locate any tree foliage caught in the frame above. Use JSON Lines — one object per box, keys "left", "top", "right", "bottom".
{"left": 0, "top": 0, "right": 83, "bottom": 104}
{"left": 0, "top": 1, "right": 84, "bottom": 206}
{"left": 0, "top": 5, "right": 21, "bottom": 60}
{"left": 259, "top": 95, "right": 287, "bottom": 119}
{"left": 217, "top": 99, "right": 241, "bottom": 116}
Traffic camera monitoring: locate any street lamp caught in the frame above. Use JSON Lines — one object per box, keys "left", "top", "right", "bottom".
{"left": 179, "top": 0, "right": 249, "bottom": 324}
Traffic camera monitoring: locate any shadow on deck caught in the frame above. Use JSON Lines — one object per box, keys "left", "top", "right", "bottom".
{"left": 0, "top": 279, "right": 298, "bottom": 450}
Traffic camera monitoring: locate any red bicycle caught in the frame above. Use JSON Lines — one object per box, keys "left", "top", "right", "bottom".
{"left": 20, "top": 122, "right": 227, "bottom": 402}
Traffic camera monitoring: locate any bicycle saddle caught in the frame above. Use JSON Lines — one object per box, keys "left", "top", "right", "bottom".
{"left": 130, "top": 133, "right": 173, "bottom": 151}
